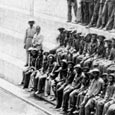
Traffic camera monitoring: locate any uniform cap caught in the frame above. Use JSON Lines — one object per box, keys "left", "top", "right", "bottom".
{"left": 74, "top": 64, "right": 81, "bottom": 69}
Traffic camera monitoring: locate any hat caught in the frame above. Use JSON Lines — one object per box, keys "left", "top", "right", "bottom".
{"left": 61, "top": 59, "right": 67, "bottom": 64}
{"left": 104, "top": 38, "right": 112, "bottom": 42}
{"left": 74, "top": 64, "right": 81, "bottom": 69}
{"left": 92, "top": 68, "right": 100, "bottom": 73}
{"left": 28, "top": 47, "right": 38, "bottom": 51}
{"left": 102, "top": 73, "right": 108, "bottom": 76}
{"left": 98, "top": 35, "right": 105, "bottom": 40}
{"left": 91, "top": 33, "right": 97, "bottom": 37}
{"left": 28, "top": 18, "right": 35, "bottom": 23}
{"left": 48, "top": 54, "right": 54, "bottom": 59}
{"left": 58, "top": 27, "right": 65, "bottom": 32}
{"left": 109, "top": 73, "right": 115, "bottom": 77}
{"left": 88, "top": 70, "right": 93, "bottom": 74}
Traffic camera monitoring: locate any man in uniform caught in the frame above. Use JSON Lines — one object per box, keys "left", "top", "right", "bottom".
{"left": 24, "top": 19, "right": 36, "bottom": 66}
{"left": 66, "top": 0, "right": 77, "bottom": 22}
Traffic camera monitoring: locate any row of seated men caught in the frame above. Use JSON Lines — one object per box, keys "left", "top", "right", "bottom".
{"left": 68, "top": 0, "right": 115, "bottom": 32}
{"left": 20, "top": 28, "right": 115, "bottom": 115}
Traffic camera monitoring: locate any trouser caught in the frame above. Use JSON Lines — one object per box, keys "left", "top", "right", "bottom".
{"left": 62, "top": 85, "right": 74, "bottom": 111}
{"left": 76, "top": 0, "right": 82, "bottom": 22}
{"left": 29, "top": 71, "right": 37, "bottom": 90}
{"left": 105, "top": 8, "right": 115, "bottom": 30}
{"left": 67, "top": 0, "right": 77, "bottom": 21}
{"left": 96, "top": 99, "right": 114, "bottom": 115}
{"left": 96, "top": 3, "right": 105, "bottom": 27}
{"left": 37, "top": 74, "right": 47, "bottom": 93}
{"left": 22, "top": 71, "right": 26, "bottom": 84}
{"left": 98, "top": 2, "right": 114, "bottom": 27}
{"left": 69, "top": 89, "right": 79, "bottom": 110}
{"left": 89, "top": 1, "right": 100, "bottom": 25}
{"left": 76, "top": 92, "right": 85, "bottom": 109}
{"left": 79, "top": 96, "right": 95, "bottom": 115}
{"left": 56, "top": 83, "right": 64, "bottom": 108}
{"left": 106, "top": 104, "right": 115, "bottom": 115}
{"left": 81, "top": 2, "right": 94, "bottom": 24}
{"left": 23, "top": 72, "right": 31, "bottom": 88}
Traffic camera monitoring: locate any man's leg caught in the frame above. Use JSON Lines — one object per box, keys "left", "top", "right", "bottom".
{"left": 100, "top": 3, "right": 108, "bottom": 29}
{"left": 105, "top": 8, "right": 115, "bottom": 30}
{"left": 67, "top": 0, "right": 72, "bottom": 22}
{"left": 88, "top": 2, "right": 94, "bottom": 25}
{"left": 79, "top": 96, "right": 89, "bottom": 115}
{"left": 83, "top": 2, "right": 89, "bottom": 25}
{"left": 56, "top": 87, "right": 64, "bottom": 108}
{"left": 102, "top": 101, "right": 114, "bottom": 115}
{"left": 69, "top": 89, "right": 79, "bottom": 111}
{"left": 87, "top": 1, "right": 100, "bottom": 27}
{"left": 95, "top": 100, "right": 105, "bottom": 115}
{"left": 73, "top": 0, "right": 77, "bottom": 21}
{"left": 85, "top": 98, "right": 95, "bottom": 115}
{"left": 106, "top": 104, "right": 115, "bottom": 115}
{"left": 23, "top": 72, "right": 31, "bottom": 88}
{"left": 96, "top": 3, "right": 104, "bottom": 28}
{"left": 61, "top": 88, "right": 73, "bottom": 112}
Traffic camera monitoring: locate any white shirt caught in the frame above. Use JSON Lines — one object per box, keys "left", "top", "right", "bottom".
{"left": 32, "top": 33, "right": 44, "bottom": 45}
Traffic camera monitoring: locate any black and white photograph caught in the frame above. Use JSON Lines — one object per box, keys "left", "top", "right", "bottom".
{"left": 0, "top": 0, "right": 115, "bottom": 115}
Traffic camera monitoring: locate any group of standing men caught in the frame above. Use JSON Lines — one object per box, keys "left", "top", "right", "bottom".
{"left": 67, "top": 0, "right": 115, "bottom": 32}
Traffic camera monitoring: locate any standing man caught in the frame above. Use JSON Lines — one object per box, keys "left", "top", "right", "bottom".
{"left": 24, "top": 19, "right": 36, "bottom": 66}
{"left": 67, "top": 0, "right": 77, "bottom": 22}
{"left": 32, "top": 25, "right": 44, "bottom": 50}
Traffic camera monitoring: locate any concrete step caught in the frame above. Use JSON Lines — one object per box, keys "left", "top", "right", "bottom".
{"left": 34, "top": 93, "right": 56, "bottom": 106}
{"left": 0, "top": 78, "right": 61, "bottom": 115}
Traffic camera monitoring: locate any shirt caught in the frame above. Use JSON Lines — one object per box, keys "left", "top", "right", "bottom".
{"left": 32, "top": 33, "right": 44, "bottom": 45}
{"left": 24, "top": 27, "right": 36, "bottom": 43}
{"left": 104, "top": 84, "right": 115, "bottom": 101}
{"left": 86, "top": 78, "right": 104, "bottom": 97}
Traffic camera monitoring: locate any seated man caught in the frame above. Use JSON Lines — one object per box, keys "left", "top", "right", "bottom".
{"left": 55, "top": 61, "right": 74, "bottom": 109}
{"left": 60, "top": 64, "right": 83, "bottom": 114}
{"left": 22, "top": 48, "right": 38, "bottom": 89}
{"left": 68, "top": 66, "right": 90, "bottom": 114}
{"left": 79, "top": 68, "right": 104, "bottom": 115}
{"left": 35, "top": 54, "right": 55, "bottom": 95}
{"left": 95, "top": 73, "right": 115, "bottom": 115}
{"left": 29, "top": 51, "right": 48, "bottom": 91}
